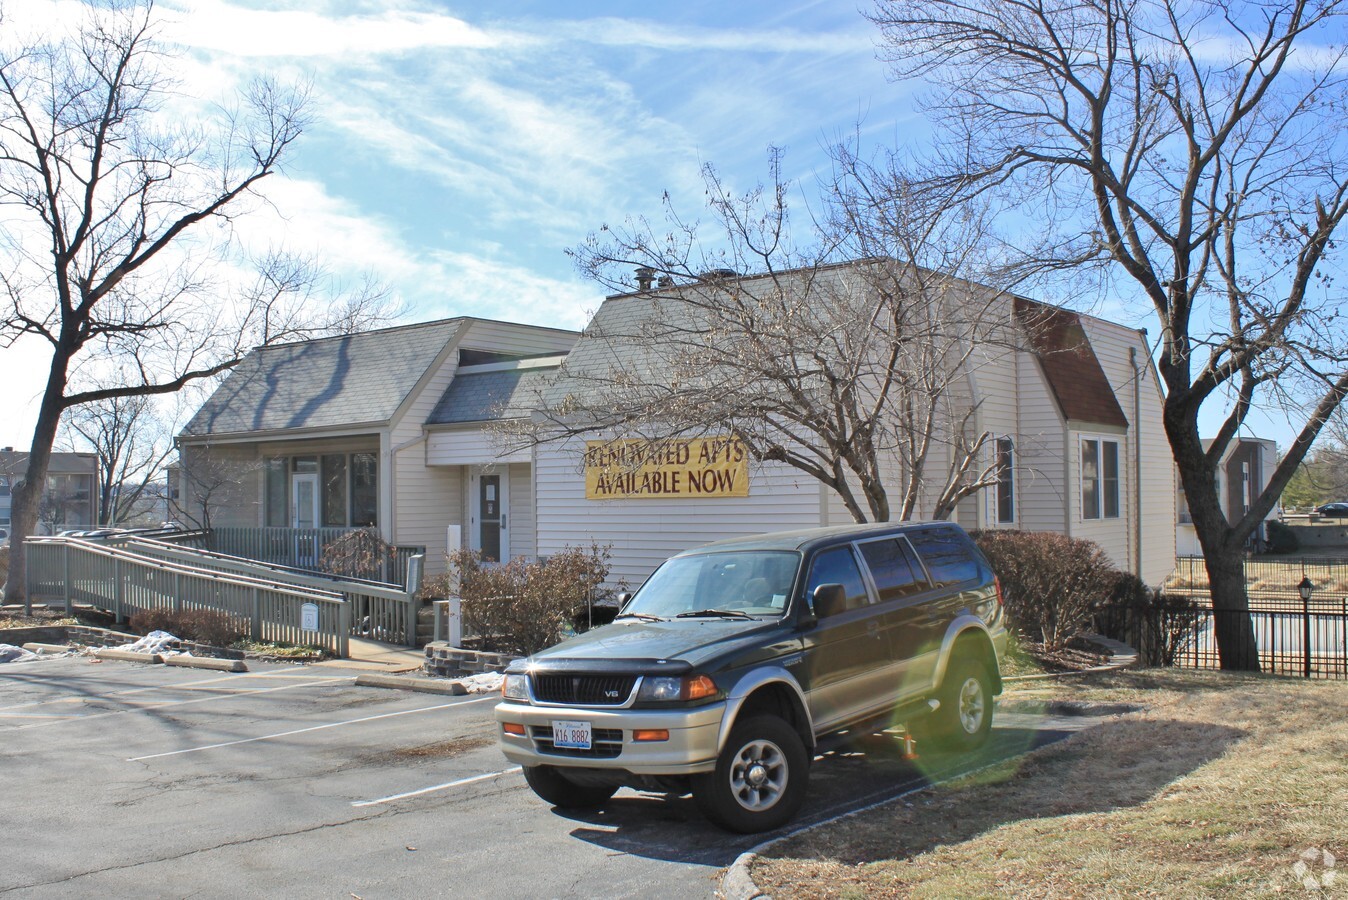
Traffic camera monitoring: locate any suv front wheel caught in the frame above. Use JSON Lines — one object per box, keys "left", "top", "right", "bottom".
{"left": 693, "top": 715, "right": 809, "bottom": 833}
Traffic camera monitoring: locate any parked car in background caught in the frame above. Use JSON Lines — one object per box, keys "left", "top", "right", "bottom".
{"left": 496, "top": 521, "right": 1008, "bottom": 833}
{"left": 1315, "top": 502, "right": 1348, "bottom": 518}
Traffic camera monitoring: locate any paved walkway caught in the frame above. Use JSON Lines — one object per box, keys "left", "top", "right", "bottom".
{"left": 309, "top": 636, "right": 424, "bottom": 673}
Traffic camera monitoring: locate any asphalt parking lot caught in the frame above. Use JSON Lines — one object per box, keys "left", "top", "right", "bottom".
{"left": 2, "top": 656, "right": 1094, "bottom": 898}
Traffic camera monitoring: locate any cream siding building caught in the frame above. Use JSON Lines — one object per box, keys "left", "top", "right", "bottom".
{"left": 176, "top": 318, "right": 579, "bottom": 576}
{"left": 178, "top": 262, "right": 1175, "bottom": 591}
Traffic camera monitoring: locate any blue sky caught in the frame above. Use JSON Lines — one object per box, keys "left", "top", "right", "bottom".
{"left": 0, "top": 0, "right": 1298, "bottom": 452}
{"left": 1, "top": 0, "right": 915, "bottom": 447}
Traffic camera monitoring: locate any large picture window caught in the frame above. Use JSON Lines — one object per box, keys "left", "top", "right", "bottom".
{"left": 263, "top": 451, "right": 378, "bottom": 528}
{"left": 351, "top": 452, "right": 378, "bottom": 527}
{"left": 264, "top": 458, "right": 287, "bottom": 526}
{"left": 321, "top": 454, "right": 348, "bottom": 527}
{"left": 1082, "top": 438, "right": 1121, "bottom": 520}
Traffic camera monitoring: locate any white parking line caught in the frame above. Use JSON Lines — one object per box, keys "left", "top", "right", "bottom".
{"left": 127, "top": 694, "right": 500, "bottom": 761}
{"left": 0, "top": 670, "right": 298, "bottom": 713}
{"left": 18, "top": 677, "right": 355, "bottom": 730}
{"left": 352, "top": 766, "right": 523, "bottom": 807}
{"left": 0, "top": 712, "right": 85, "bottom": 719}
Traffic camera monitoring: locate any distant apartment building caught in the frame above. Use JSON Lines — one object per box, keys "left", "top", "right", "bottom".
{"left": 0, "top": 449, "right": 99, "bottom": 543}
{"left": 1175, "top": 437, "right": 1279, "bottom": 556}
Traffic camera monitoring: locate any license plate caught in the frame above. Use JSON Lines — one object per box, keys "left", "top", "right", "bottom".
{"left": 551, "top": 719, "right": 592, "bottom": 750}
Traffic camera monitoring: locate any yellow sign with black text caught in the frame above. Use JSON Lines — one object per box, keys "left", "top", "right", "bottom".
{"left": 584, "top": 437, "right": 750, "bottom": 500}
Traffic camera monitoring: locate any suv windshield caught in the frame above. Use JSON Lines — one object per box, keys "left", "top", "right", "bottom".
{"left": 621, "top": 550, "right": 800, "bottom": 619}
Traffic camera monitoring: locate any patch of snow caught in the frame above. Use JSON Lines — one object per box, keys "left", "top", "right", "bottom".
{"left": 123, "top": 630, "right": 181, "bottom": 655}
{"left": 0, "top": 644, "right": 38, "bottom": 663}
{"left": 458, "top": 672, "right": 504, "bottom": 694}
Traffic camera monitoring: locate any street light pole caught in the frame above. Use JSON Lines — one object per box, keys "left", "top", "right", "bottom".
{"left": 1298, "top": 575, "right": 1314, "bottom": 678}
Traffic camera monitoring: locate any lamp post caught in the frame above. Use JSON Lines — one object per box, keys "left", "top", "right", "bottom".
{"left": 1298, "top": 575, "right": 1314, "bottom": 677}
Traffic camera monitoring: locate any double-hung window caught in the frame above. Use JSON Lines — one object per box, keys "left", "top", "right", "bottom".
{"left": 1081, "top": 438, "right": 1120, "bottom": 520}
{"left": 994, "top": 437, "right": 1014, "bottom": 524}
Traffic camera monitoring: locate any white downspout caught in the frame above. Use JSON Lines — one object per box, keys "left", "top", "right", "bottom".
{"left": 1130, "top": 344, "right": 1144, "bottom": 578}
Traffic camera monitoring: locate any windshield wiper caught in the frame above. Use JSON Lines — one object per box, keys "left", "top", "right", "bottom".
{"left": 674, "top": 609, "right": 755, "bottom": 620}
{"left": 615, "top": 612, "right": 666, "bottom": 622}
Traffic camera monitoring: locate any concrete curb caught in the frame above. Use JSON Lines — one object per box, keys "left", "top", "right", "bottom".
{"left": 165, "top": 655, "right": 248, "bottom": 673}
{"left": 355, "top": 673, "right": 469, "bottom": 695}
{"left": 721, "top": 852, "right": 767, "bottom": 900}
{"left": 94, "top": 648, "right": 163, "bottom": 664}
{"left": 22, "top": 642, "right": 71, "bottom": 654}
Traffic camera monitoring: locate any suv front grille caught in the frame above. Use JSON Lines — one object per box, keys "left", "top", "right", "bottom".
{"left": 531, "top": 674, "right": 637, "bottom": 706}
{"left": 530, "top": 726, "right": 624, "bottom": 759}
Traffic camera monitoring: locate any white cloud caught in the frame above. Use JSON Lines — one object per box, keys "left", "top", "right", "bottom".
{"left": 543, "top": 16, "right": 872, "bottom": 55}
{"left": 419, "top": 249, "right": 599, "bottom": 330}
{"left": 157, "top": 0, "right": 519, "bottom": 57}
{"left": 239, "top": 175, "right": 600, "bottom": 329}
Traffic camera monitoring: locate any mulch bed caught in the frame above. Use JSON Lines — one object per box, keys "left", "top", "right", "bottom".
{"left": 1021, "top": 637, "right": 1113, "bottom": 673}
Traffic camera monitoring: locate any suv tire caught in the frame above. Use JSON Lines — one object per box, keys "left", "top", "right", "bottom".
{"left": 693, "top": 715, "right": 808, "bottom": 833}
{"left": 522, "top": 765, "right": 618, "bottom": 809}
{"left": 922, "top": 655, "right": 993, "bottom": 753}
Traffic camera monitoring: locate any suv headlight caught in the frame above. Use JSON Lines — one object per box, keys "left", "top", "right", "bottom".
{"left": 501, "top": 673, "right": 529, "bottom": 700}
{"left": 637, "top": 674, "right": 717, "bottom": 702}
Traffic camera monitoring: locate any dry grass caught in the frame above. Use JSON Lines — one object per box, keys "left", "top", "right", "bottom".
{"left": 753, "top": 669, "right": 1348, "bottom": 898}
{"left": 1167, "top": 557, "right": 1348, "bottom": 594}
{"left": 0, "top": 610, "right": 80, "bottom": 629}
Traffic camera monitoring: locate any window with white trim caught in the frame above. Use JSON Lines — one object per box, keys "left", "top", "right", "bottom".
{"left": 1081, "top": 438, "right": 1121, "bottom": 520}
{"left": 994, "top": 437, "right": 1014, "bottom": 524}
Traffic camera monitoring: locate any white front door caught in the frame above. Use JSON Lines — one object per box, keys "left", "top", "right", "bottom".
{"left": 291, "top": 473, "right": 320, "bottom": 529}
{"left": 469, "top": 468, "right": 509, "bottom": 562}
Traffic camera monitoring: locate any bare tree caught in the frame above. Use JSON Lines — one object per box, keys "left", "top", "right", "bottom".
{"left": 870, "top": 0, "right": 1348, "bottom": 669}
{"left": 169, "top": 448, "right": 264, "bottom": 532}
{"left": 518, "top": 153, "right": 1022, "bottom": 523}
{"left": 36, "top": 473, "right": 90, "bottom": 534}
{"left": 59, "top": 393, "right": 174, "bottom": 526}
{"left": 0, "top": 4, "right": 396, "bottom": 599}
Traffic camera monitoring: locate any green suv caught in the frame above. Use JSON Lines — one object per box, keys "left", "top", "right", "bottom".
{"left": 496, "top": 521, "right": 1007, "bottom": 833}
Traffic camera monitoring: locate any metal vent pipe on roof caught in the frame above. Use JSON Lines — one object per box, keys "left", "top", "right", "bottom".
{"left": 699, "top": 268, "right": 739, "bottom": 282}
{"left": 635, "top": 266, "right": 655, "bottom": 291}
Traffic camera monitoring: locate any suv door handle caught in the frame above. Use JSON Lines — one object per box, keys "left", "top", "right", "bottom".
{"left": 867, "top": 620, "right": 881, "bottom": 639}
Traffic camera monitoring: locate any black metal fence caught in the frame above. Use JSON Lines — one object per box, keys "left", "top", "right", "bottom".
{"left": 1170, "top": 555, "right": 1348, "bottom": 600}
{"left": 1097, "top": 596, "right": 1348, "bottom": 679}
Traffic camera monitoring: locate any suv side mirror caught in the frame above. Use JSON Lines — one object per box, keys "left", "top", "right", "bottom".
{"left": 812, "top": 583, "right": 847, "bottom": 619}
{"left": 616, "top": 591, "right": 633, "bottom": 610}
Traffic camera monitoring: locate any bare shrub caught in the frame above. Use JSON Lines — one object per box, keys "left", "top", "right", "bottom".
{"left": 128, "top": 608, "right": 245, "bottom": 647}
{"left": 972, "top": 530, "right": 1118, "bottom": 652}
{"left": 1098, "top": 574, "right": 1203, "bottom": 668}
{"left": 319, "top": 528, "right": 397, "bottom": 581}
{"left": 422, "top": 544, "right": 616, "bottom": 655}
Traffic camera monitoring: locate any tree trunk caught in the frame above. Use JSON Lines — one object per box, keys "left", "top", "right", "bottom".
{"left": 1203, "top": 550, "right": 1261, "bottom": 672}
{"left": 1164, "top": 396, "right": 1261, "bottom": 672}
{"left": 3, "top": 352, "right": 72, "bottom": 603}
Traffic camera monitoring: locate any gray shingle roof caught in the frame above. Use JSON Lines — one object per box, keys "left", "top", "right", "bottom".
{"left": 182, "top": 319, "right": 464, "bottom": 437}
{"left": 427, "top": 366, "right": 558, "bottom": 425}
{"left": 0, "top": 451, "right": 96, "bottom": 477}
